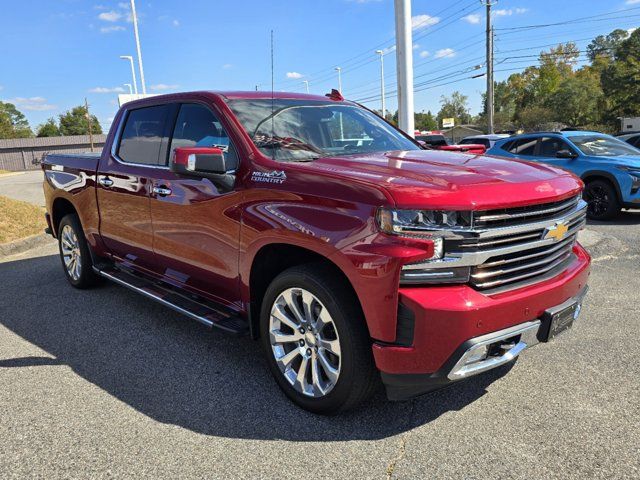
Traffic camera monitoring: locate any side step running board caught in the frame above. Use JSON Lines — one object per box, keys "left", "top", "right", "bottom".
{"left": 93, "top": 266, "right": 249, "bottom": 336}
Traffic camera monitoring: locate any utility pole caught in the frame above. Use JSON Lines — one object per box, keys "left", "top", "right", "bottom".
{"left": 335, "top": 67, "right": 342, "bottom": 93}
{"left": 394, "top": 0, "right": 415, "bottom": 135}
{"left": 483, "top": 0, "right": 497, "bottom": 134}
{"left": 130, "top": 0, "right": 147, "bottom": 94}
{"left": 84, "top": 98, "right": 94, "bottom": 153}
{"left": 303, "top": 80, "right": 310, "bottom": 94}
{"left": 375, "top": 50, "right": 386, "bottom": 119}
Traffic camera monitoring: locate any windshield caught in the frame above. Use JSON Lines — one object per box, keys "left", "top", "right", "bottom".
{"left": 226, "top": 99, "right": 419, "bottom": 161}
{"left": 569, "top": 135, "right": 640, "bottom": 157}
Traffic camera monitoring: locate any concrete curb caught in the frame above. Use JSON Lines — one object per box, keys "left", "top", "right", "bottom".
{"left": 0, "top": 233, "right": 55, "bottom": 258}
{"left": 0, "top": 171, "right": 28, "bottom": 179}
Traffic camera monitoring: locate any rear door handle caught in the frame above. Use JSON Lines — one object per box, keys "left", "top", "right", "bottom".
{"left": 152, "top": 185, "right": 172, "bottom": 197}
{"left": 98, "top": 176, "right": 114, "bottom": 187}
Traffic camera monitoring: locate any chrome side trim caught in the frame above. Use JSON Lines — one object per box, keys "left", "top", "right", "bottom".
{"left": 447, "top": 320, "right": 541, "bottom": 381}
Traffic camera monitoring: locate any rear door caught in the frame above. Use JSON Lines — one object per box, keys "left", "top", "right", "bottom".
{"left": 97, "top": 103, "right": 174, "bottom": 273}
{"left": 147, "top": 102, "right": 243, "bottom": 307}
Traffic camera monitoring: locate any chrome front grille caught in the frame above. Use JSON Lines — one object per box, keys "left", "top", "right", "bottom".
{"left": 414, "top": 195, "right": 587, "bottom": 294}
{"left": 473, "top": 195, "right": 581, "bottom": 229}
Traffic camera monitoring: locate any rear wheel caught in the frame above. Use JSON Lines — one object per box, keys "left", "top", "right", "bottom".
{"left": 57, "top": 214, "right": 101, "bottom": 288}
{"left": 260, "top": 265, "right": 378, "bottom": 414}
{"left": 583, "top": 180, "right": 620, "bottom": 221}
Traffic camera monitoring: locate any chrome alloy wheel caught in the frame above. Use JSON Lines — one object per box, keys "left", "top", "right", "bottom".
{"left": 269, "top": 288, "right": 342, "bottom": 397}
{"left": 60, "top": 224, "right": 82, "bottom": 281}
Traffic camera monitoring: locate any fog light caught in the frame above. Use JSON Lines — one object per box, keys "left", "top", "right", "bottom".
{"left": 464, "top": 345, "right": 488, "bottom": 365}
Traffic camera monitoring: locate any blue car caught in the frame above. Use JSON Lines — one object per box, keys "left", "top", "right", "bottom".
{"left": 487, "top": 131, "right": 640, "bottom": 220}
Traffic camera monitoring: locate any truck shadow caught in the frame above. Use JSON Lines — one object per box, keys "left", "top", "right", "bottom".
{"left": 587, "top": 209, "right": 640, "bottom": 226}
{"left": 0, "top": 253, "right": 512, "bottom": 442}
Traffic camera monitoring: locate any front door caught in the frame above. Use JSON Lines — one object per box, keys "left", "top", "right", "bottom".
{"left": 97, "top": 103, "right": 174, "bottom": 273}
{"left": 148, "top": 103, "right": 242, "bottom": 307}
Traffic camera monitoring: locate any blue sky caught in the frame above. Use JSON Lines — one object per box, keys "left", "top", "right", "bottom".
{"left": 1, "top": 0, "right": 639, "bottom": 132}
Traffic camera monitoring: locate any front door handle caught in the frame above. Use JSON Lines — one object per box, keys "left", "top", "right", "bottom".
{"left": 98, "top": 176, "right": 114, "bottom": 187}
{"left": 152, "top": 185, "right": 172, "bottom": 197}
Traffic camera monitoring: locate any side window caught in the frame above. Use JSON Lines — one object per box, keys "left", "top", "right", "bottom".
{"left": 539, "top": 137, "right": 571, "bottom": 157}
{"left": 501, "top": 140, "right": 514, "bottom": 152}
{"left": 118, "top": 105, "right": 171, "bottom": 165}
{"left": 170, "top": 104, "right": 239, "bottom": 170}
{"left": 509, "top": 138, "right": 537, "bottom": 155}
{"left": 632, "top": 136, "right": 640, "bottom": 148}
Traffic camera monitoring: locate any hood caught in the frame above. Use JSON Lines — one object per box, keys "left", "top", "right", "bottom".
{"left": 303, "top": 150, "right": 583, "bottom": 210}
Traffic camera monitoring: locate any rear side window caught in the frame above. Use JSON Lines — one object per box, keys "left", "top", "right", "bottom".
{"left": 118, "top": 105, "right": 171, "bottom": 165}
{"left": 509, "top": 138, "right": 537, "bottom": 155}
{"left": 170, "top": 104, "right": 239, "bottom": 170}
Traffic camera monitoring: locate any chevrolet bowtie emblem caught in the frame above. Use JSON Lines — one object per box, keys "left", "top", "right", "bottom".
{"left": 544, "top": 221, "right": 569, "bottom": 242}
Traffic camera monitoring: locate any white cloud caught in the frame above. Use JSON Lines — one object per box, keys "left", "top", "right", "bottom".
{"left": 435, "top": 48, "right": 456, "bottom": 59}
{"left": 411, "top": 14, "right": 440, "bottom": 31}
{"left": 413, "top": 43, "right": 420, "bottom": 50}
{"left": 222, "top": 64, "right": 233, "bottom": 69}
{"left": 628, "top": 27, "right": 638, "bottom": 34}
{"left": 463, "top": 14, "right": 481, "bottom": 24}
{"left": 286, "top": 72, "right": 303, "bottom": 79}
{"left": 0, "top": 85, "right": 3, "bottom": 91}
{"left": 626, "top": 0, "right": 640, "bottom": 4}
{"left": 150, "top": 84, "right": 179, "bottom": 91}
{"left": 494, "top": 8, "right": 528, "bottom": 17}
{"left": 6, "top": 97, "right": 56, "bottom": 111}
{"left": 89, "top": 86, "right": 125, "bottom": 93}
{"left": 419, "top": 50, "right": 430, "bottom": 58}
{"left": 172, "top": 19, "right": 180, "bottom": 27}
{"left": 98, "top": 10, "right": 122, "bottom": 22}
{"left": 100, "top": 25, "right": 125, "bottom": 33}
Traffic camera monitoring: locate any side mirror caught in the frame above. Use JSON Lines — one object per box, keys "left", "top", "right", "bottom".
{"left": 556, "top": 149, "right": 577, "bottom": 159}
{"left": 171, "top": 147, "right": 230, "bottom": 177}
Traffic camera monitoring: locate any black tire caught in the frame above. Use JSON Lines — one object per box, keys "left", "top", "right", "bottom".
{"left": 57, "top": 214, "right": 101, "bottom": 289}
{"left": 259, "top": 264, "right": 379, "bottom": 414}
{"left": 583, "top": 179, "right": 620, "bottom": 221}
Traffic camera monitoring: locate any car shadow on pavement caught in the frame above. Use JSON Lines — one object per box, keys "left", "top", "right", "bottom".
{"left": 0, "top": 254, "right": 512, "bottom": 441}
{"left": 587, "top": 209, "right": 640, "bottom": 226}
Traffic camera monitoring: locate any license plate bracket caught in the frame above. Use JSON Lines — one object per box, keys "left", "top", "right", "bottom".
{"left": 538, "top": 295, "right": 584, "bottom": 342}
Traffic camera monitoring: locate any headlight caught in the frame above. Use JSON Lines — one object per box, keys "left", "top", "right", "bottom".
{"left": 376, "top": 208, "right": 472, "bottom": 235}
{"left": 376, "top": 207, "right": 473, "bottom": 284}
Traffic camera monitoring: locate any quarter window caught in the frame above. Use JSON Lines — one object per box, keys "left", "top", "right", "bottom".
{"left": 509, "top": 138, "right": 537, "bottom": 155}
{"left": 117, "top": 105, "right": 171, "bottom": 166}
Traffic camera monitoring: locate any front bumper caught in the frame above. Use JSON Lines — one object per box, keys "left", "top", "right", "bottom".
{"left": 375, "top": 243, "right": 590, "bottom": 401}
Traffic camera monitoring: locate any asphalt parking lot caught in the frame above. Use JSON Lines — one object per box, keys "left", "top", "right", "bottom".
{"left": 0, "top": 171, "right": 45, "bottom": 207}
{"left": 1, "top": 213, "right": 639, "bottom": 479}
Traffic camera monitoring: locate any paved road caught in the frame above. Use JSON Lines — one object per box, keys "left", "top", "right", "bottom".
{"left": 0, "top": 171, "right": 45, "bottom": 207}
{"left": 1, "top": 217, "right": 639, "bottom": 479}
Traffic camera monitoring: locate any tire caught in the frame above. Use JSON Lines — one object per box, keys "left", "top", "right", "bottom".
{"left": 57, "top": 214, "right": 101, "bottom": 289}
{"left": 583, "top": 179, "right": 620, "bottom": 221}
{"left": 259, "top": 264, "right": 379, "bottom": 414}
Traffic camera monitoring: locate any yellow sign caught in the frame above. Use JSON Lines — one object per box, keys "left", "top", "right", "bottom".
{"left": 544, "top": 222, "right": 569, "bottom": 242}
{"left": 442, "top": 117, "right": 455, "bottom": 128}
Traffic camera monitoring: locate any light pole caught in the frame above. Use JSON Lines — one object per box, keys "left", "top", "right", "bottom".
{"left": 482, "top": 0, "right": 497, "bottom": 134}
{"left": 375, "top": 50, "right": 386, "bottom": 119}
{"left": 303, "top": 80, "right": 310, "bottom": 94}
{"left": 124, "top": 83, "right": 133, "bottom": 94}
{"left": 335, "top": 67, "right": 342, "bottom": 93}
{"left": 129, "top": 0, "right": 147, "bottom": 95}
{"left": 394, "top": 0, "right": 415, "bottom": 135}
{"left": 120, "top": 55, "right": 138, "bottom": 94}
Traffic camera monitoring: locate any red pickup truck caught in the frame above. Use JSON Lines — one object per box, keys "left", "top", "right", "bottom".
{"left": 43, "top": 91, "right": 590, "bottom": 414}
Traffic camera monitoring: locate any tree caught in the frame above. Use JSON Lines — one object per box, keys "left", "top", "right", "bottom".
{"left": 414, "top": 110, "right": 437, "bottom": 131}
{"left": 601, "top": 29, "right": 640, "bottom": 121}
{"left": 517, "top": 105, "right": 557, "bottom": 131}
{"left": 0, "top": 101, "right": 33, "bottom": 138}
{"left": 436, "top": 91, "right": 471, "bottom": 127}
{"left": 587, "top": 29, "right": 629, "bottom": 62}
{"left": 549, "top": 72, "right": 603, "bottom": 127}
{"left": 36, "top": 118, "right": 61, "bottom": 137}
{"left": 59, "top": 106, "right": 103, "bottom": 136}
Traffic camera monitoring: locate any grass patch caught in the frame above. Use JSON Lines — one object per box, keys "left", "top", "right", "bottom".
{"left": 0, "top": 195, "right": 46, "bottom": 244}
{"left": 0, "top": 170, "right": 12, "bottom": 175}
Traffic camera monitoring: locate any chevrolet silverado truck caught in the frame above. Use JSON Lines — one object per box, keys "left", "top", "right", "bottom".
{"left": 43, "top": 90, "right": 591, "bottom": 414}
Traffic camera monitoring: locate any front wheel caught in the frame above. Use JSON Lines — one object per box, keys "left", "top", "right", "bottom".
{"left": 260, "top": 265, "right": 378, "bottom": 414}
{"left": 583, "top": 180, "right": 620, "bottom": 221}
{"left": 57, "top": 214, "right": 101, "bottom": 288}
